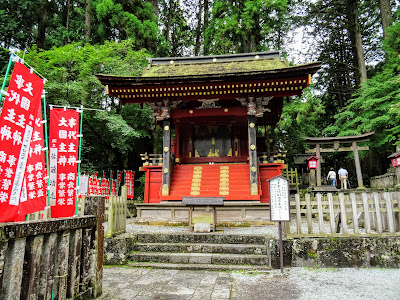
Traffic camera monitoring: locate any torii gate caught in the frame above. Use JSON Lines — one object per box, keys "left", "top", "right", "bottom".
{"left": 304, "top": 132, "right": 374, "bottom": 189}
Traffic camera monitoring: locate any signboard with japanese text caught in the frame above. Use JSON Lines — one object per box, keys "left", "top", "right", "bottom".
{"left": 49, "top": 108, "right": 80, "bottom": 218}
{"left": 18, "top": 101, "right": 47, "bottom": 217}
{"left": 268, "top": 175, "right": 291, "bottom": 222}
{"left": 79, "top": 175, "right": 89, "bottom": 196}
{"left": 0, "top": 62, "right": 45, "bottom": 222}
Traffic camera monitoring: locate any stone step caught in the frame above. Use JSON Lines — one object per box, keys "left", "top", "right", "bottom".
{"left": 136, "top": 233, "right": 267, "bottom": 245}
{"left": 133, "top": 242, "right": 267, "bottom": 255}
{"left": 127, "top": 261, "right": 271, "bottom": 272}
{"left": 129, "top": 252, "right": 269, "bottom": 266}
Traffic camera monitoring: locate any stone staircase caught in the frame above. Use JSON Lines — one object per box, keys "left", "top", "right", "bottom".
{"left": 125, "top": 232, "right": 279, "bottom": 271}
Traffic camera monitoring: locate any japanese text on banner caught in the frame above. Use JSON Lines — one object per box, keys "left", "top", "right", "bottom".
{"left": 49, "top": 108, "right": 80, "bottom": 218}
{"left": 0, "top": 62, "right": 44, "bottom": 222}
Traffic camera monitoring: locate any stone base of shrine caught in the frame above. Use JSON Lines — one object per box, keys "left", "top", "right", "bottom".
{"left": 134, "top": 201, "right": 272, "bottom": 225}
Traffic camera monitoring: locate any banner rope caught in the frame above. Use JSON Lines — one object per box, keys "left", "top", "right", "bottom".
{"left": 75, "top": 106, "right": 84, "bottom": 216}
{"left": 42, "top": 91, "right": 52, "bottom": 219}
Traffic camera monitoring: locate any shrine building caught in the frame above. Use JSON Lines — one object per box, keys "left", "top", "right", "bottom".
{"left": 97, "top": 52, "right": 321, "bottom": 223}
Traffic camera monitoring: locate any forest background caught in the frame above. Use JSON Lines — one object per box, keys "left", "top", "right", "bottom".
{"left": 0, "top": 0, "right": 399, "bottom": 191}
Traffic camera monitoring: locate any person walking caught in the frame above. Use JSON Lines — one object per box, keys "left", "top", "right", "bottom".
{"left": 338, "top": 167, "right": 348, "bottom": 189}
{"left": 326, "top": 168, "right": 336, "bottom": 186}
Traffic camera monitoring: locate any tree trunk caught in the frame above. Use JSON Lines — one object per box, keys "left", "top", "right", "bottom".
{"left": 345, "top": 0, "right": 367, "bottom": 87}
{"left": 164, "top": 0, "right": 173, "bottom": 44}
{"left": 194, "top": 0, "right": 203, "bottom": 56}
{"left": 379, "top": 0, "right": 392, "bottom": 38}
{"left": 147, "top": 0, "right": 159, "bottom": 17}
{"left": 202, "top": 0, "right": 209, "bottom": 55}
{"left": 85, "top": 0, "right": 92, "bottom": 41}
{"left": 36, "top": 0, "right": 48, "bottom": 49}
{"left": 65, "top": 0, "right": 71, "bottom": 44}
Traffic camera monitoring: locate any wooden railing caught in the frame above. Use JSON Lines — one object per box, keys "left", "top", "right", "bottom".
{"left": 104, "top": 186, "right": 128, "bottom": 237}
{"left": 0, "top": 197, "right": 104, "bottom": 300}
{"left": 287, "top": 192, "right": 400, "bottom": 237}
{"left": 26, "top": 187, "right": 128, "bottom": 237}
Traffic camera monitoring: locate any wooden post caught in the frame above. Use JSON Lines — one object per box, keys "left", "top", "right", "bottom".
{"left": 339, "top": 193, "right": 348, "bottom": 233}
{"left": 350, "top": 193, "right": 360, "bottom": 234}
{"left": 295, "top": 194, "right": 302, "bottom": 234}
{"left": 305, "top": 193, "right": 313, "bottom": 234}
{"left": 316, "top": 143, "right": 322, "bottom": 186}
{"left": 373, "top": 192, "right": 383, "bottom": 233}
{"left": 248, "top": 115, "right": 258, "bottom": 195}
{"left": 327, "top": 193, "right": 336, "bottom": 233}
{"left": 316, "top": 193, "right": 324, "bottom": 234}
{"left": 352, "top": 141, "right": 364, "bottom": 188}
{"left": 362, "top": 192, "right": 371, "bottom": 233}
{"left": 162, "top": 119, "right": 172, "bottom": 196}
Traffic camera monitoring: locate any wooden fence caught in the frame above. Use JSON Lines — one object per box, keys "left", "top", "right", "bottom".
{"left": 287, "top": 192, "right": 400, "bottom": 237}
{"left": 104, "top": 186, "right": 127, "bottom": 237}
{"left": 282, "top": 167, "right": 300, "bottom": 192}
{"left": 26, "top": 186, "right": 128, "bottom": 237}
{"left": 0, "top": 196, "right": 104, "bottom": 300}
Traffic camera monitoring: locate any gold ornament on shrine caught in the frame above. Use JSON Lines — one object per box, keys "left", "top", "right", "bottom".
{"left": 250, "top": 144, "right": 256, "bottom": 151}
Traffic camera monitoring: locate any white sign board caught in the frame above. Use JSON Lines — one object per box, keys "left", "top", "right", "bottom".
{"left": 269, "top": 176, "right": 290, "bottom": 222}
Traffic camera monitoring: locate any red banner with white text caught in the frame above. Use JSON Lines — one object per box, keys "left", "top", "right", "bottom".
{"left": 124, "top": 170, "right": 135, "bottom": 199}
{"left": 0, "top": 62, "right": 44, "bottom": 222}
{"left": 49, "top": 108, "right": 79, "bottom": 218}
{"left": 17, "top": 101, "right": 47, "bottom": 218}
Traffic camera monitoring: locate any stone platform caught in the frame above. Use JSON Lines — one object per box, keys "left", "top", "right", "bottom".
{"left": 135, "top": 201, "right": 271, "bottom": 225}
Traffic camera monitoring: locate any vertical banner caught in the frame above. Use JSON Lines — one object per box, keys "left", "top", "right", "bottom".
{"left": 49, "top": 108, "right": 79, "bottom": 218}
{"left": 0, "top": 62, "right": 44, "bottom": 222}
{"left": 88, "top": 176, "right": 94, "bottom": 196}
{"left": 124, "top": 170, "right": 135, "bottom": 199}
{"left": 18, "top": 101, "right": 47, "bottom": 217}
{"left": 117, "top": 170, "right": 122, "bottom": 191}
{"left": 125, "top": 170, "right": 132, "bottom": 199}
{"left": 101, "top": 178, "right": 106, "bottom": 196}
{"left": 105, "top": 179, "right": 110, "bottom": 196}
{"left": 111, "top": 179, "right": 117, "bottom": 196}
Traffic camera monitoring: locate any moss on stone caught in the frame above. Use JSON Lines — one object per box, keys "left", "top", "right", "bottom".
{"left": 142, "top": 58, "right": 290, "bottom": 77}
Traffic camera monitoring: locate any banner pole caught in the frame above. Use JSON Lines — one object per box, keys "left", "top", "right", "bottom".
{"left": 42, "top": 91, "right": 51, "bottom": 219}
{"left": 0, "top": 52, "right": 15, "bottom": 106}
{"left": 75, "top": 105, "right": 84, "bottom": 216}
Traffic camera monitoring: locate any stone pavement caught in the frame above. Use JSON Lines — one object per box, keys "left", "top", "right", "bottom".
{"left": 98, "top": 267, "right": 233, "bottom": 300}
{"left": 98, "top": 266, "right": 400, "bottom": 300}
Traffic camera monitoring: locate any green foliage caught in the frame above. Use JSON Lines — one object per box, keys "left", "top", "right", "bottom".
{"left": 275, "top": 87, "right": 325, "bottom": 165}
{"left": 204, "top": 0, "right": 291, "bottom": 54}
{"left": 19, "top": 41, "right": 155, "bottom": 172}
{"left": 324, "top": 9, "right": 400, "bottom": 157}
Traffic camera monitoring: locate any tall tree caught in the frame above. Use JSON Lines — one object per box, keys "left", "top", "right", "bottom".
{"left": 346, "top": 0, "right": 367, "bottom": 86}
{"left": 379, "top": 0, "right": 393, "bottom": 38}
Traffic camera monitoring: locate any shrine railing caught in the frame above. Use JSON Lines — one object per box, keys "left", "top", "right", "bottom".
{"left": 286, "top": 192, "right": 400, "bottom": 237}
{"left": 140, "top": 152, "right": 163, "bottom": 167}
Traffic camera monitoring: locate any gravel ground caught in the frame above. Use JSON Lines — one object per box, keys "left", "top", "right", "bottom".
{"left": 231, "top": 268, "right": 400, "bottom": 300}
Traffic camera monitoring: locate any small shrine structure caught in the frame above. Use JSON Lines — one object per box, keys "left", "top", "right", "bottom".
{"left": 97, "top": 52, "right": 320, "bottom": 222}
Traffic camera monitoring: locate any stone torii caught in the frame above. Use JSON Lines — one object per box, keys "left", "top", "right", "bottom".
{"left": 304, "top": 132, "right": 375, "bottom": 189}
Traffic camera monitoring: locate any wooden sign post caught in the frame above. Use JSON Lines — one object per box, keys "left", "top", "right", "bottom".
{"left": 268, "top": 175, "right": 291, "bottom": 273}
